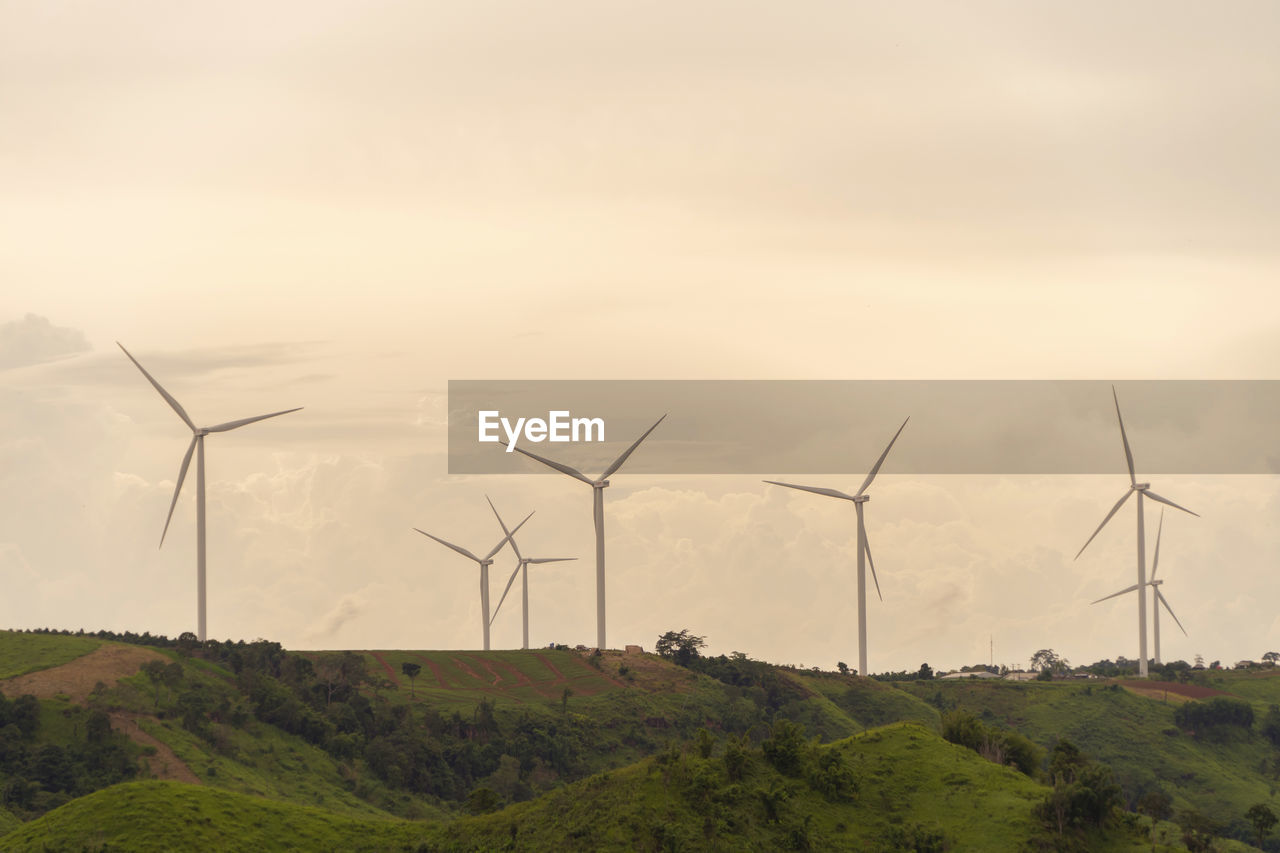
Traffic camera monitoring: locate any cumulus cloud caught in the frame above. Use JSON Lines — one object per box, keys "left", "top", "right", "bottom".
{"left": 0, "top": 314, "right": 90, "bottom": 370}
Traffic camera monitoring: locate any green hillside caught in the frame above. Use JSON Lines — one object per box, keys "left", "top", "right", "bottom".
{"left": 2, "top": 725, "right": 1157, "bottom": 852}
{"left": 0, "top": 631, "right": 101, "bottom": 680}
{"left": 3, "top": 629, "right": 1279, "bottom": 850}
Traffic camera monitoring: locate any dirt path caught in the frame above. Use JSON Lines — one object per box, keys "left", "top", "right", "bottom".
{"left": 0, "top": 644, "right": 202, "bottom": 785}
{"left": 416, "top": 655, "right": 453, "bottom": 689}
{"left": 109, "top": 712, "right": 201, "bottom": 785}
{"left": 477, "top": 659, "right": 504, "bottom": 687}
{"left": 488, "top": 658, "right": 533, "bottom": 687}
{"left": 367, "top": 651, "right": 402, "bottom": 687}
{"left": 534, "top": 653, "right": 564, "bottom": 681}
{"left": 450, "top": 657, "right": 486, "bottom": 684}
{"left": 0, "top": 644, "right": 166, "bottom": 703}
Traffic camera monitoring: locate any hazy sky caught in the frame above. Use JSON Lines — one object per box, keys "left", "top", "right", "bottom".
{"left": 2, "top": 2, "right": 1278, "bottom": 673}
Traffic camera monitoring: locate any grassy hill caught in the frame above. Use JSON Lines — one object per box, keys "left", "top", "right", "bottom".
{"left": 2, "top": 725, "right": 1158, "bottom": 852}
{"left": 3, "top": 630, "right": 1278, "bottom": 850}
{"left": 0, "top": 631, "right": 101, "bottom": 680}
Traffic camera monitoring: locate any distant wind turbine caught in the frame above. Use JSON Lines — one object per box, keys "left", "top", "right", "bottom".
{"left": 1090, "top": 509, "right": 1187, "bottom": 665}
{"left": 763, "top": 417, "right": 909, "bottom": 677}
{"left": 118, "top": 343, "right": 302, "bottom": 643}
{"left": 413, "top": 509, "right": 533, "bottom": 651}
{"left": 1076, "top": 387, "right": 1197, "bottom": 678}
{"left": 485, "top": 497, "right": 576, "bottom": 650}
{"left": 504, "top": 414, "right": 665, "bottom": 651}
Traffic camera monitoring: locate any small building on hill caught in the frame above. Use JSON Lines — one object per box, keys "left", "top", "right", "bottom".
{"left": 940, "top": 670, "right": 1001, "bottom": 680}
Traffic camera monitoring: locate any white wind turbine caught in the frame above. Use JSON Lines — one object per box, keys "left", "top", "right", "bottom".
{"left": 485, "top": 497, "right": 576, "bottom": 650}
{"left": 505, "top": 414, "right": 665, "bottom": 651}
{"left": 413, "top": 509, "right": 533, "bottom": 651}
{"left": 1090, "top": 509, "right": 1187, "bottom": 666}
{"left": 1076, "top": 387, "right": 1197, "bottom": 678}
{"left": 118, "top": 343, "right": 302, "bottom": 643}
{"left": 763, "top": 417, "right": 909, "bottom": 677}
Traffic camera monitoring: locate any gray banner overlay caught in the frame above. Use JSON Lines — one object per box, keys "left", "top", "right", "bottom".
{"left": 448, "top": 381, "right": 1280, "bottom": 475}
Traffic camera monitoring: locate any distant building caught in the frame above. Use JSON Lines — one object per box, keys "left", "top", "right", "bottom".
{"left": 940, "top": 670, "right": 1001, "bottom": 680}
{"left": 1004, "top": 670, "right": 1038, "bottom": 682}
{"left": 624, "top": 645, "right": 644, "bottom": 655}
{"left": 1234, "top": 660, "right": 1255, "bottom": 670}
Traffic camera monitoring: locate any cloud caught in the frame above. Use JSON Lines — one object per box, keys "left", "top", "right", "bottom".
{"left": 0, "top": 314, "right": 90, "bottom": 370}
{"left": 306, "top": 594, "right": 364, "bottom": 643}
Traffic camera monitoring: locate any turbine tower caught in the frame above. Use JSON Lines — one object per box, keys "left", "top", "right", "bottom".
{"left": 1076, "top": 387, "right": 1197, "bottom": 677}
{"left": 119, "top": 343, "right": 302, "bottom": 643}
{"left": 763, "top": 417, "right": 909, "bottom": 677}
{"left": 505, "top": 414, "right": 665, "bottom": 651}
{"left": 486, "top": 497, "right": 576, "bottom": 650}
{"left": 1090, "top": 509, "right": 1187, "bottom": 665}
{"left": 413, "top": 510, "right": 532, "bottom": 651}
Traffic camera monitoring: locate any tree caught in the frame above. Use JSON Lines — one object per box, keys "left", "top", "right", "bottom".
{"left": 1137, "top": 789, "right": 1173, "bottom": 821}
{"left": 1264, "top": 651, "right": 1279, "bottom": 665}
{"left": 1246, "top": 803, "right": 1277, "bottom": 848}
{"left": 1030, "top": 649, "right": 1068, "bottom": 675}
{"left": 655, "top": 629, "right": 706, "bottom": 667}
{"left": 401, "top": 662, "right": 422, "bottom": 698}
{"left": 918, "top": 662, "right": 934, "bottom": 680}
{"left": 141, "top": 660, "right": 168, "bottom": 707}
{"left": 836, "top": 661, "right": 849, "bottom": 675}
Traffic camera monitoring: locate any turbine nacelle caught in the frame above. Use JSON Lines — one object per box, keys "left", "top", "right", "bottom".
{"left": 852, "top": 495, "right": 870, "bottom": 504}
{"left": 1133, "top": 483, "right": 1150, "bottom": 491}
{"left": 593, "top": 479, "right": 610, "bottom": 489}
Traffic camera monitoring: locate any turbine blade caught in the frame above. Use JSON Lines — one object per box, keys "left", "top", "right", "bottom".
{"left": 483, "top": 511, "right": 534, "bottom": 561}
{"left": 159, "top": 436, "right": 198, "bottom": 547}
{"left": 599, "top": 414, "right": 667, "bottom": 480}
{"left": 1156, "top": 589, "right": 1188, "bottom": 636}
{"left": 863, "top": 521, "right": 882, "bottom": 602}
{"left": 1074, "top": 490, "right": 1133, "bottom": 560}
{"left": 1150, "top": 509, "right": 1164, "bottom": 580}
{"left": 1090, "top": 583, "right": 1141, "bottom": 605}
{"left": 1143, "top": 490, "right": 1199, "bottom": 518}
{"left": 205, "top": 407, "right": 303, "bottom": 432}
{"left": 527, "top": 557, "right": 577, "bottom": 564}
{"left": 762, "top": 480, "right": 856, "bottom": 501}
{"left": 485, "top": 495, "right": 523, "bottom": 562}
{"left": 117, "top": 342, "right": 196, "bottom": 432}
{"left": 413, "top": 528, "right": 481, "bottom": 563}
{"left": 856, "top": 416, "right": 910, "bottom": 497}
{"left": 507, "top": 444, "right": 593, "bottom": 485}
{"left": 490, "top": 564, "right": 521, "bottom": 626}
{"left": 1110, "top": 386, "right": 1138, "bottom": 487}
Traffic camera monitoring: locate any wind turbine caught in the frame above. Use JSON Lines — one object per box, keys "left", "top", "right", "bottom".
{"left": 486, "top": 497, "right": 576, "bottom": 650}
{"left": 1090, "top": 509, "right": 1188, "bottom": 665}
{"left": 504, "top": 414, "right": 665, "bottom": 651}
{"left": 1075, "top": 387, "right": 1197, "bottom": 677}
{"left": 119, "top": 343, "right": 302, "bottom": 643}
{"left": 413, "top": 510, "right": 533, "bottom": 651}
{"left": 762, "top": 417, "right": 909, "bottom": 677}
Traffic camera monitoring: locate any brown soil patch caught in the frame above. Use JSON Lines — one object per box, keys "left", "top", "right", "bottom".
{"left": 477, "top": 659, "right": 504, "bottom": 687}
{"left": 0, "top": 644, "right": 166, "bottom": 704}
{"left": 0, "top": 644, "right": 201, "bottom": 785}
{"left": 109, "top": 712, "right": 201, "bottom": 785}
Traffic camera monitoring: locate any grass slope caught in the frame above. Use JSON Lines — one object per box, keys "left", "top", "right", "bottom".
{"left": 0, "top": 781, "right": 421, "bottom": 853}
{"left": 4, "top": 724, "right": 1156, "bottom": 852}
{"left": 902, "top": 676, "right": 1280, "bottom": 845}
{"left": 0, "top": 631, "right": 101, "bottom": 680}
